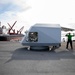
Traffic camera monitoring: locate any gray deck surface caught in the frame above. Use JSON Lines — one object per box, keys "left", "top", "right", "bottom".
{"left": 0, "top": 41, "right": 75, "bottom": 75}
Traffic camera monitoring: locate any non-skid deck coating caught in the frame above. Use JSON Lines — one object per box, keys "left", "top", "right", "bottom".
{"left": 0, "top": 41, "right": 75, "bottom": 75}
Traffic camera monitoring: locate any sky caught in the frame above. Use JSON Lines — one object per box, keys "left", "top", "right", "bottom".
{"left": 0, "top": 0, "right": 75, "bottom": 33}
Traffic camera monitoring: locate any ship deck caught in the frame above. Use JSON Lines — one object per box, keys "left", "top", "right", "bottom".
{"left": 0, "top": 41, "right": 75, "bottom": 75}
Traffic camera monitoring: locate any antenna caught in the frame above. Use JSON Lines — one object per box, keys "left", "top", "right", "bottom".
{"left": 17, "top": 26, "right": 24, "bottom": 34}
{"left": 7, "top": 21, "right": 17, "bottom": 35}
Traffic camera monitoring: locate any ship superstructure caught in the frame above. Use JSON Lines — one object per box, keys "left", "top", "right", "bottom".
{"left": 0, "top": 21, "right": 24, "bottom": 41}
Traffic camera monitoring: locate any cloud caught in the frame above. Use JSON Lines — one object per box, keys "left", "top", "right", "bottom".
{"left": 0, "top": 0, "right": 31, "bottom": 29}
{"left": 0, "top": 0, "right": 30, "bottom": 14}
{"left": 0, "top": 0, "right": 75, "bottom": 34}
{"left": 0, "top": 0, "right": 11, "bottom": 4}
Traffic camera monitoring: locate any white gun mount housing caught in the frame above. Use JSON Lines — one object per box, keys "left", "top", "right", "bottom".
{"left": 21, "top": 23, "right": 61, "bottom": 51}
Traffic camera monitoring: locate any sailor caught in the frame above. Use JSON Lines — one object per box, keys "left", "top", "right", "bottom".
{"left": 65, "top": 33, "right": 74, "bottom": 50}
